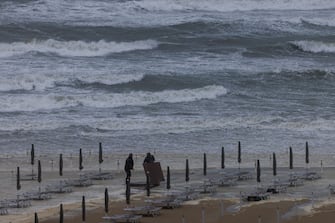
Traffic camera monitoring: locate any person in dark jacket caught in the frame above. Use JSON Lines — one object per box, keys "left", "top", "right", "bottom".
{"left": 143, "top": 152, "right": 155, "bottom": 164}
{"left": 124, "top": 153, "right": 134, "bottom": 179}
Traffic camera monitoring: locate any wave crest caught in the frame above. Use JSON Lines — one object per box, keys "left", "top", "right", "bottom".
{"left": 0, "top": 39, "right": 159, "bottom": 58}
{"left": 0, "top": 73, "right": 146, "bottom": 92}
{"left": 2, "top": 0, "right": 335, "bottom": 28}
{"left": 134, "top": 0, "right": 335, "bottom": 12}
{"left": 0, "top": 85, "right": 228, "bottom": 112}
{"left": 291, "top": 40, "right": 335, "bottom": 53}
{"left": 301, "top": 18, "right": 335, "bottom": 28}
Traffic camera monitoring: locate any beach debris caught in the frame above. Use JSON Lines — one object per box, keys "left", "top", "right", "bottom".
{"left": 146, "top": 197, "right": 181, "bottom": 209}
{"left": 45, "top": 183, "right": 72, "bottom": 194}
{"left": 22, "top": 191, "right": 51, "bottom": 201}
{"left": 243, "top": 193, "right": 269, "bottom": 202}
{"left": 123, "top": 205, "right": 161, "bottom": 217}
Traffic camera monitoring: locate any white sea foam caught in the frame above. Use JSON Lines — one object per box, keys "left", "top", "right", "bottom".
{"left": 301, "top": 18, "right": 335, "bottom": 27}
{"left": 0, "top": 73, "right": 146, "bottom": 91}
{"left": 291, "top": 40, "right": 335, "bottom": 53}
{"left": 76, "top": 73, "right": 145, "bottom": 86}
{"left": 135, "top": 0, "right": 334, "bottom": 12}
{"left": 0, "top": 74, "right": 56, "bottom": 91}
{"left": 2, "top": 113, "right": 334, "bottom": 138}
{"left": 0, "top": 62, "right": 146, "bottom": 92}
{"left": 0, "top": 39, "right": 159, "bottom": 58}
{"left": 0, "top": 85, "right": 227, "bottom": 112}
{"left": 24, "top": 0, "right": 335, "bottom": 13}
{"left": 281, "top": 201, "right": 315, "bottom": 220}
{"left": 2, "top": 0, "right": 335, "bottom": 27}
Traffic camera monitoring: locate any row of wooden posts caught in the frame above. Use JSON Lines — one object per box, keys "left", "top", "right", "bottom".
{"left": 29, "top": 143, "right": 103, "bottom": 176}
{"left": 18, "top": 141, "right": 313, "bottom": 192}
{"left": 33, "top": 187, "right": 110, "bottom": 223}
{"left": 33, "top": 197, "right": 277, "bottom": 223}
{"left": 27, "top": 141, "right": 312, "bottom": 172}
{"left": 17, "top": 141, "right": 309, "bottom": 190}
{"left": 33, "top": 187, "right": 225, "bottom": 223}
{"left": 25, "top": 141, "right": 312, "bottom": 223}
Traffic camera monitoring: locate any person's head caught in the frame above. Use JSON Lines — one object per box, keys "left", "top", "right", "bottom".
{"left": 146, "top": 152, "right": 150, "bottom": 157}
{"left": 129, "top": 153, "right": 133, "bottom": 158}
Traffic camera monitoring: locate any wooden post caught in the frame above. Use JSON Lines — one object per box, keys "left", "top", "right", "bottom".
{"left": 203, "top": 153, "right": 207, "bottom": 176}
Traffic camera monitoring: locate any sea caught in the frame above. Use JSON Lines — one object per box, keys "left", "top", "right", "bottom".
{"left": 1, "top": 0, "right": 335, "bottom": 157}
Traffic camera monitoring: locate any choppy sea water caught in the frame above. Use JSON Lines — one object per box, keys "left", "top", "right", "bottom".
{"left": 1, "top": 0, "right": 335, "bottom": 156}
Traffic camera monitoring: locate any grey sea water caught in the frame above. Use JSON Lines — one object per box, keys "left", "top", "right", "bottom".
{"left": 0, "top": 0, "right": 335, "bottom": 156}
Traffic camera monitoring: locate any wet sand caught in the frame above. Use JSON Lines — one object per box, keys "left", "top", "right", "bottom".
{"left": 37, "top": 198, "right": 335, "bottom": 223}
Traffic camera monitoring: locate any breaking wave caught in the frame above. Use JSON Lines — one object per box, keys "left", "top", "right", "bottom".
{"left": 301, "top": 18, "right": 335, "bottom": 28}
{"left": 290, "top": 40, "right": 335, "bottom": 53}
{"left": 0, "top": 73, "right": 146, "bottom": 92}
{"left": 0, "top": 85, "right": 228, "bottom": 112}
{"left": 133, "top": 0, "right": 335, "bottom": 12}
{"left": 2, "top": 0, "right": 335, "bottom": 28}
{"left": 0, "top": 39, "right": 159, "bottom": 58}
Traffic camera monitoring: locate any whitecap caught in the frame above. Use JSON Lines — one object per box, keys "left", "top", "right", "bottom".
{"left": 0, "top": 85, "right": 228, "bottom": 112}
{"left": 291, "top": 40, "right": 335, "bottom": 53}
{"left": 0, "top": 39, "right": 159, "bottom": 58}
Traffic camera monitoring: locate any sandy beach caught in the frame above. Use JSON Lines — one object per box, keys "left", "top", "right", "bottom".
{"left": 1, "top": 151, "right": 335, "bottom": 223}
